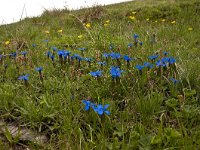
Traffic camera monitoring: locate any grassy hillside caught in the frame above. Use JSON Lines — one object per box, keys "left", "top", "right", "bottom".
{"left": 0, "top": 0, "right": 200, "bottom": 149}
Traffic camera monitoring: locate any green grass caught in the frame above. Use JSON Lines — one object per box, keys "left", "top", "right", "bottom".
{"left": 0, "top": 0, "right": 200, "bottom": 149}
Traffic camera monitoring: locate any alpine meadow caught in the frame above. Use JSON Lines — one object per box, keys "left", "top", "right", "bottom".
{"left": 0, "top": 0, "right": 200, "bottom": 149}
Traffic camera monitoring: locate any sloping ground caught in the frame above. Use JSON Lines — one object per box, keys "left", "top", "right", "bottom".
{"left": 0, "top": 0, "right": 200, "bottom": 149}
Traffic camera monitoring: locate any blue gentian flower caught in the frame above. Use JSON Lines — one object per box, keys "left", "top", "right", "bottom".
{"left": 148, "top": 55, "right": 158, "bottom": 60}
{"left": 9, "top": 52, "right": 17, "bottom": 58}
{"left": 128, "top": 43, "right": 133, "bottom": 47}
{"left": 161, "top": 57, "right": 170, "bottom": 63}
{"left": 51, "top": 55, "right": 54, "bottom": 61}
{"left": 163, "top": 52, "right": 169, "bottom": 56}
{"left": 21, "top": 51, "right": 27, "bottom": 56}
{"left": 78, "top": 48, "right": 86, "bottom": 51}
{"left": 156, "top": 60, "right": 167, "bottom": 67}
{"left": 84, "top": 58, "right": 93, "bottom": 62}
{"left": 43, "top": 39, "right": 49, "bottom": 43}
{"left": 90, "top": 70, "right": 102, "bottom": 77}
{"left": 32, "top": 44, "right": 37, "bottom": 47}
{"left": 135, "top": 65, "right": 145, "bottom": 71}
{"left": 123, "top": 55, "right": 134, "bottom": 62}
{"left": 57, "top": 50, "right": 65, "bottom": 57}
{"left": 35, "top": 67, "right": 43, "bottom": 72}
{"left": 18, "top": 74, "right": 29, "bottom": 81}
{"left": 110, "top": 52, "right": 121, "bottom": 59}
{"left": 52, "top": 46, "right": 57, "bottom": 51}
{"left": 139, "top": 42, "right": 143, "bottom": 46}
{"left": 169, "top": 57, "right": 176, "bottom": 64}
{"left": 143, "top": 62, "right": 153, "bottom": 69}
{"left": 169, "top": 78, "right": 179, "bottom": 84}
{"left": 103, "top": 53, "right": 109, "bottom": 58}
{"left": 93, "top": 104, "right": 110, "bottom": 115}
{"left": 82, "top": 100, "right": 93, "bottom": 111}
{"left": 110, "top": 43, "right": 114, "bottom": 50}
{"left": 110, "top": 66, "right": 123, "bottom": 78}
{"left": 47, "top": 51, "right": 51, "bottom": 58}
{"left": 97, "top": 61, "right": 106, "bottom": 66}
{"left": 133, "top": 34, "right": 139, "bottom": 39}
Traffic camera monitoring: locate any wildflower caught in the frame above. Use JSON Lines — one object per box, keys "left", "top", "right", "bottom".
{"left": 50, "top": 55, "right": 54, "bottom": 61}
{"left": 35, "top": 67, "right": 43, "bottom": 73}
{"left": 161, "top": 57, "right": 170, "bottom": 63}
{"left": 57, "top": 29, "right": 63, "bottom": 33}
{"left": 93, "top": 104, "right": 110, "bottom": 115}
{"left": 5, "top": 40, "right": 10, "bottom": 45}
{"left": 97, "top": 61, "right": 106, "bottom": 66}
{"left": 169, "top": 78, "right": 179, "bottom": 84}
{"left": 105, "top": 20, "right": 110, "bottom": 23}
{"left": 133, "top": 34, "right": 139, "bottom": 39}
{"left": 171, "top": 20, "right": 176, "bottom": 24}
{"left": 104, "top": 23, "right": 109, "bottom": 27}
{"left": 123, "top": 55, "right": 134, "bottom": 62}
{"left": 128, "top": 43, "right": 133, "bottom": 48}
{"left": 85, "top": 23, "right": 91, "bottom": 28}
{"left": 57, "top": 50, "right": 65, "bottom": 57}
{"left": 162, "top": 19, "right": 166, "bottom": 22}
{"left": 129, "top": 16, "right": 135, "bottom": 20}
{"left": 132, "top": 11, "right": 137, "bottom": 15}
{"left": 155, "top": 20, "right": 158, "bottom": 23}
{"left": 156, "top": 60, "right": 167, "bottom": 67}
{"left": 44, "top": 30, "right": 50, "bottom": 34}
{"left": 78, "top": 35, "right": 83, "bottom": 39}
{"left": 32, "top": 44, "right": 37, "bottom": 47}
{"left": 163, "top": 52, "right": 169, "bottom": 56}
{"left": 168, "top": 57, "right": 176, "bottom": 64}
{"left": 52, "top": 46, "right": 57, "bottom": 51}
{"left": 110, "top": 43, "right": 114, "bottom": 50}
{"left": 133, "top": 34, "right": 139, "bottom": 44}
{"left": 139, "top": 42, "right": 143, "bottom": 46}
{"left": 84, "top": 58, "right": 93, "bottom": 62}
{"left": 146, "top": 18, "right": 150, "bottom": 21}
{"left": 148, "top": 54, "right": 158, "bottom": 60}
{"left": 188, "top": 27, "right": 193, "bottom": 31}
{"left": 10, "top": 52, "right": 17, "bottom": 58}
{"left": 43, "top": 39, "right": 49, "bottom": 43}
{"left": 21, "top": 51, "right": 27, "bottom": 57}
{"left": 103, "top": 53, "right": 109, "bottom": 58}
{"left": 110, "top": 66, "right": 123, "bottom": 78}
{"left": 47, "top": 51, "right": 51, "bottom": 58}
{"left": 110, "top": 52, "right": 121, "bottom": 59}
{"left": 143, "top": 62, "right": 153, "bottom": 69}
{"left": 18, "top": 74, "right": 29, "bottom": 81}
{"left": 78, "top": 48, "right": 86, "bottom": 51}
{"left": 90, "top": 70, "right": 102, "bottom": 77}
{"left": 135, "top": 65, "right": 144, "bottom": 71}
{"left": 82, "top": 100, "right": 92, "bottom": 111}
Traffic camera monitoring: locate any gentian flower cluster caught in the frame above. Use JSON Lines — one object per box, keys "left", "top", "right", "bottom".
{"left": 82, "top": 100, "right": 110, "bottom": 116}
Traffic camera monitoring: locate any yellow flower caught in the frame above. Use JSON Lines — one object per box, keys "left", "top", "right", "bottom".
{"left": 105, "top": 20, "right": 110, "bottom": 23}
{"left": 85, "top": 23, "right": 91, "bottom": 28}
{"left": 5, "top": 40, "right": 10, "bottom": 45}
{"left": 171, "top": 21, "right": 176, "bottom": 24}
{"left": 146, "top": 18, "right": 150, "bottom": 21}
{"left": 162, "top": 19, "right": 166, "bottom": 22}
{"left": 44, "top": 30, "right": 50, "bottom": 34}
{"left": 57, "top": 29, "right": 63, "bottom": 33}
{"left": 188, "top": 27, "right": 193, "bottom": 31}
{"left": 132, "top": 11, "right": 137, "bottom": 15}
{"left": 78, "top": 35, "right": 83, "bottom": 39}
{"left": 129, "top": 16, "right": 135, "bottom": 20}
{"left": 155, "top": 20, "right": 158, "bottom": 23}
